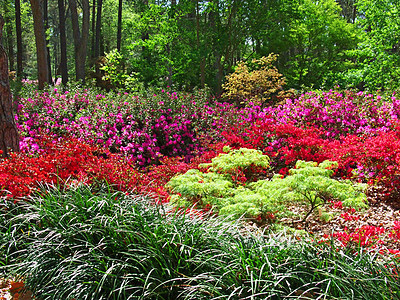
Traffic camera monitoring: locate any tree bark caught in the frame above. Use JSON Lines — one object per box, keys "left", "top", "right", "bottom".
{"left": 91, "top": 0, "right": 96, "bottom": 59}
{"left": 0, "top": 15, "right": 19, "bottom": 157}
{"left": 117, "top": 0, "right": 123, "bottom": 52}
{"left": 15, "top": 0, "right": 23, "bottom": 78}
{"left": 30, "top": 0, "right": 49, "bottom": 89}
{"left": 69, "top": 0, "right": 90, "bottom": 82}
{"left": 43, "top": 0, "right": 53, "bottom": 84}
{"left": 58, "top": 0, "right": 68, "bottom": 85}
{"left": 95, "top": 0, "right": 103, "bottom": 59}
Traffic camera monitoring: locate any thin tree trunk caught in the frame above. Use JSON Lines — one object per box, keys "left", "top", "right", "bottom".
{"left": 0, "top": 15, "right": 19, "bottom": 157}
{"left": 95, "top": 0, "right": 102, "bottom": 59}
{"left": 3, "top": 2, "right": 14, "bottom": 71}
{"left": 15, "top": 0, "right": 23, "bottom": 78}
{"left": 69, "top": 0, "right": 90, "bottom": 82}
{"left": 43, "top": 0, "right": 53, "bottom": 84}
{"left": 30, "top": 0, "right": 49, "bottom": 90}
{"left": 58, "top": 0, "right": 68, "bottom": 84}
{"left": 91, "top": 0, "right": 96, "bottom": 58}
{"left": 117, "top": 0, "right": 123, "bottom": 52}
{"left": 195, "top": 0, "right": 205, "bottom": 88}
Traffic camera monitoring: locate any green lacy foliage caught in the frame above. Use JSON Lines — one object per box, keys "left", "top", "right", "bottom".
{"left": 200, "top": 146, "right": 270, "bottom": 180}
{"left": 251, "top": 160, "right": 368, "bottom": 221}
{"left": 167, "top": 147, "right": 272, "bottom": 219}
{"left": 167, "top": 147, "right": 368, "bottom": 223}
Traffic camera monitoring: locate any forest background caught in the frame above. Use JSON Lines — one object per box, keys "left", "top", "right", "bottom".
{"left": 1, "top": 0, "right": 400, "bottom": 94}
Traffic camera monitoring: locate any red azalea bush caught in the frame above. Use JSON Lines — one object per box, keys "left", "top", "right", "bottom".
{"left": 221, "top": 120, "right": 329, "bottom": 173}
{"left": 324, "top": 128, "right": 400, "bottom": 203}
{"left": 332, "top": 225, "right": 386, "bottom": 248}
{"left": 221, "top": 118, "right": 400, "bottom": 202}
{"left": 0, "top": 136, "right": 167, "bottom": 201}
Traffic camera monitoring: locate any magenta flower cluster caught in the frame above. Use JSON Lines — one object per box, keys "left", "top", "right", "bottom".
{"left": 16, "top": 88, "right": 261, "bottom": 166}
{"left": 17, "top": 87, "right": 400, "bottom": 167}
{"left": 262, "top": 90, "right": 400, "bottom": 138}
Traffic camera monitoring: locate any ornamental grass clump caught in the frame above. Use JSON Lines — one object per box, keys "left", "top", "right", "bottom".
{"left": 0, "top": 183, "right": 399, "bottom": 299}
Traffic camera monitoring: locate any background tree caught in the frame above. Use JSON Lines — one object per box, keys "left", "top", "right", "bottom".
{"left": 30, "top": 0, "right": 50, "bottom": 89}
{"left": 2, "top": 0, "right": 14, "bottom": 72}
{"left": 43, "top": 0, "right": 53, "bottom": 84}
{"left": 95, "top": 0, "right": 103, "bottom": 59}
{"left": 58, "top": 0, "right": 68, "bottom": 84}
{"left": 117, "top": 0, "right": 123, "bottom": 52}
{"left": 15, "top": 0, "right": 23, "bottom": 78}
{"left": 69, "top": 0, "right": 90, "bottom": 82}
{"left": 0, "top": 14, "right": 19, "bottom": 157}
{"left": 336, "top": 0, "right": 400, "bottom": 90}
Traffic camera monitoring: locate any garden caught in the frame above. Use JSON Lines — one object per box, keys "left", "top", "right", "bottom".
{"left": 1, "top": 81, "right": 400, "bottom": 299}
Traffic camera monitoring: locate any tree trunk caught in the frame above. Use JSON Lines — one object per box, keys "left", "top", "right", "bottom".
{"left": 43, "top": 0, "right": 53, "bottom": 84}
{"left": 141, "top": 0, "right": 149, "bottom": 58}
{"left": 91, "top": 0, "right": 96, "bottom": 59}
{"left": 3, "top": 1, "right": 14, "bottom": 71}
{"left": 30, "top": 0, "right": 49, "bottom": 90}
{"left": 58, "top": 0, "right": 68, "bottom": 85}
{"left": 95, "top": 0, "right": 103, "bottom": 59}
{"left": 0, "top": 15, "right": 19, "bottom": 158}
{"left": 69, "top": 0, "right": 90, "bottom": 82}
{"left": 194, "top": 1, "right": 206, "bottom": 88}
{"left": 15, "top": 0, "right": 23, "bottom": 78}
{"left": 117, "top": 0, "right": 123, "bottom": 52}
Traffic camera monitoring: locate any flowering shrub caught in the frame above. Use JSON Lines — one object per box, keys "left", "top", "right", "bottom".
{"left": 264, "top": 90, "right": 400, "bottom": 137}
{"left": 331, "top": 225, "right": 385, "bottom": 248}
{"left": 324, "top": 128, "right": 400, "bottom": 202}
{"left": 0, "top": 136, "right": 167, "bottom": 200}
{"left": 221, "top": 121, "right": 329, "bottom": 173}
{"left": 222, "top": 54, "right": 292, "bottom": 106}
{"left": 389, "top": 221, "right": 400, "bottom": 241}
{"left": 16, "top": 87, "right": 268, "bottom": 166}
{"left": 16, "top": 89, "right": 212, "bottom": 165}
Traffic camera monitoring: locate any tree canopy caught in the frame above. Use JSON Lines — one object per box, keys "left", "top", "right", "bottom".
{"left": 0, "top": 0, "right": 399, "bottom": 92}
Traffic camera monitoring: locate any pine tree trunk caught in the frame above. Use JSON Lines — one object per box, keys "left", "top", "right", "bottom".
{"left": 15, "top": 0, "right": 23, "bottom": 78}
{"left": 95, "top": 0, "right": 103, "bottom": 59}
{"left": 69, "top": 0, "right": 90, "bottom": 82}
{"left": 58, "top": 0, "right": 68, "bottom": 84}
{"left": 3, "top": 2, "right": 14, "bottom": 71}
{"left": 43, "top": 0, "right": 53, "bottom": 84}
{"left": 117, "top": 0, "right": 123, "bottom": 52}
{"left": 30, "top": 0, "right": 49, "bottom": 89}
{"left": 0, "top": 15, "right": 19, "bottom": 157}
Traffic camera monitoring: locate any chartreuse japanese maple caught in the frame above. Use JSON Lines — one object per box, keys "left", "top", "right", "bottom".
{"left": 167, "top": 147, "right": 272, "bottom": 219}
{"left": 167, "top": 148, "right": 367, "bottom": 223}
{"left": 251, "top": 160, "right": 368, "bottom": 222}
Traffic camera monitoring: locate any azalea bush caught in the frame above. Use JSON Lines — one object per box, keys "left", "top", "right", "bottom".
{"left": 0, "top": 136, "right": 168, "bottom": 201}
{"left": 16, "top": 87, "right": 267, "bottom": 166}
{"left": 263, "top": 89, "right": 400, "bottom": 137}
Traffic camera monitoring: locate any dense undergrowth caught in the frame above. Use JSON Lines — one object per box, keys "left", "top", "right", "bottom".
{"left": 1, "top": 85, "right": 400, "bottom": 298}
